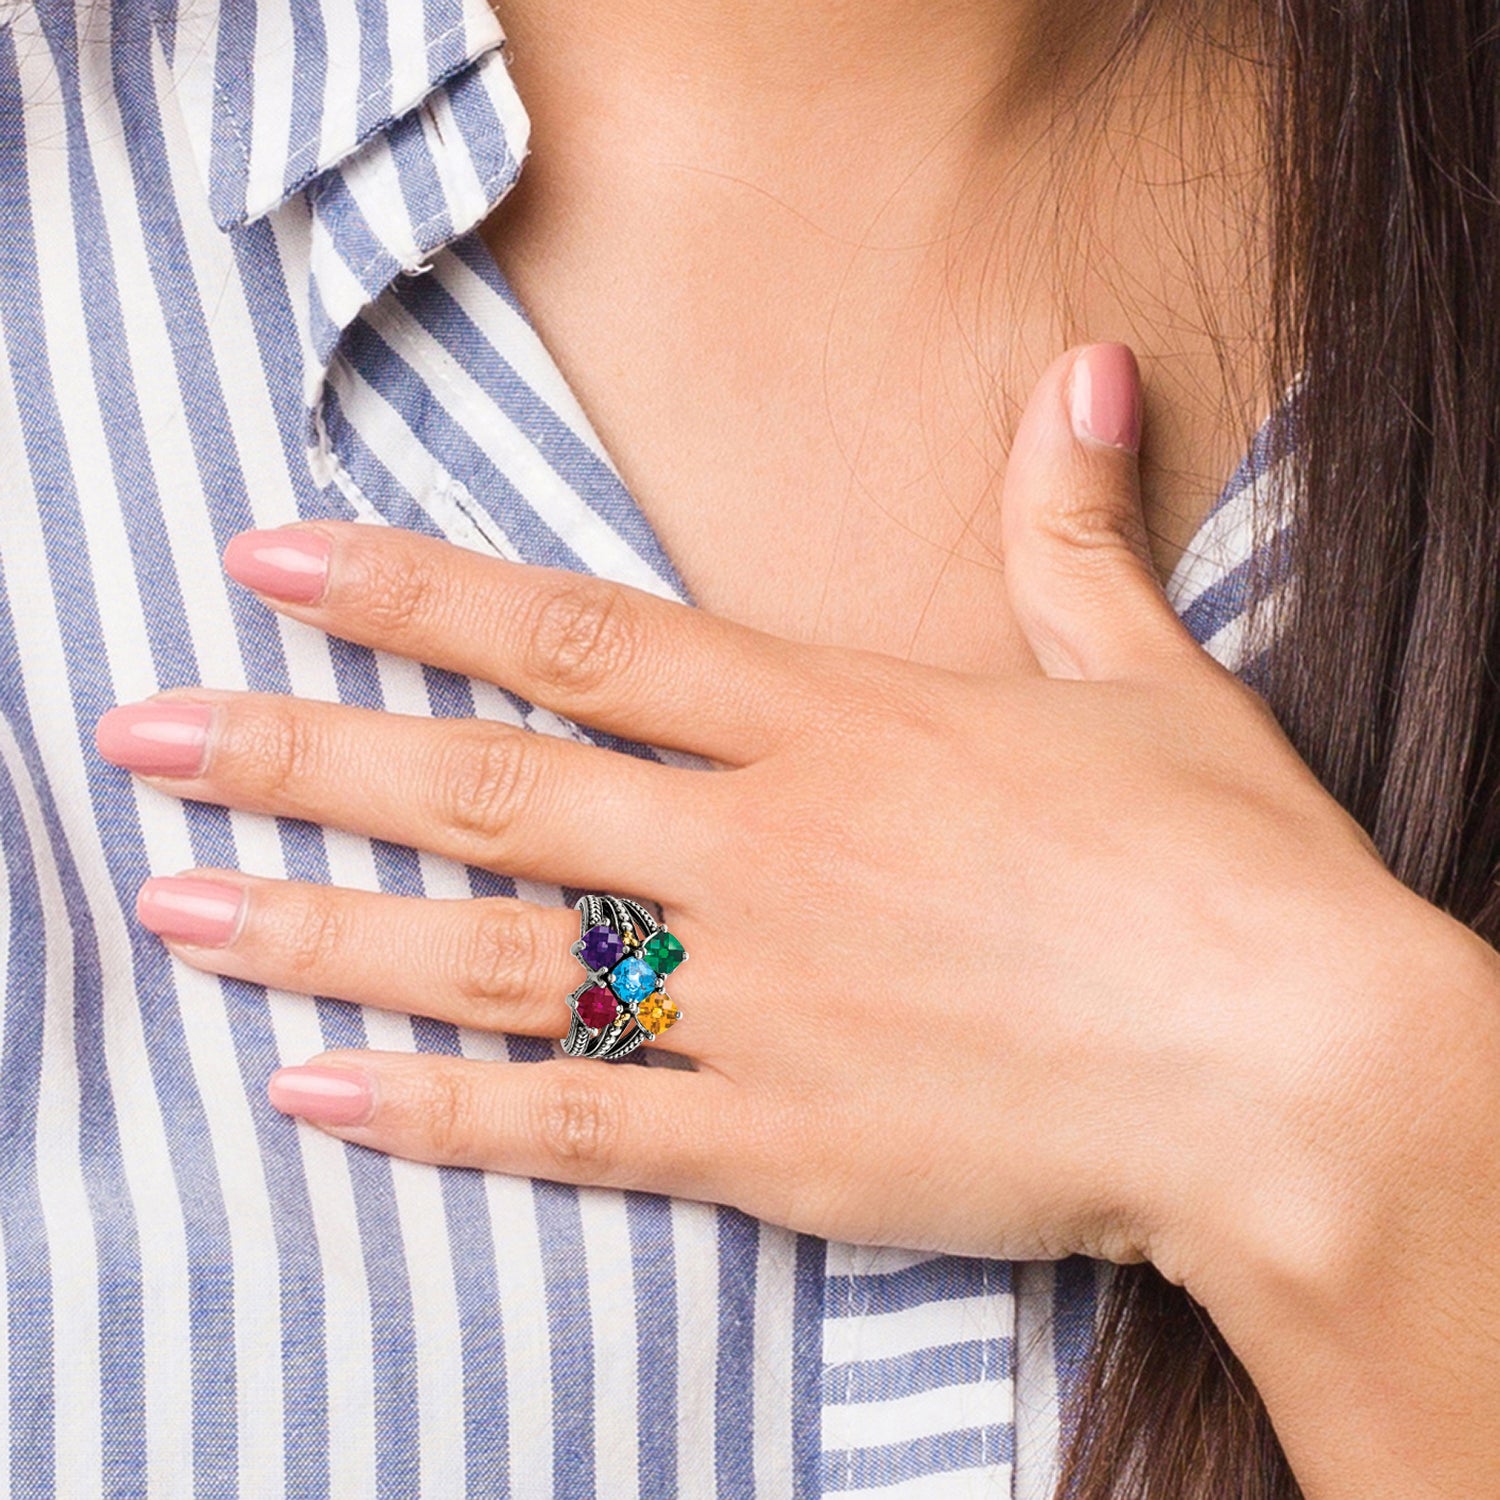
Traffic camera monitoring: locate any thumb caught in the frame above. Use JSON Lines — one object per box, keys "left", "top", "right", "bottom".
{"left": 1002, "top": 343, "right": 1197, "bottom": 681}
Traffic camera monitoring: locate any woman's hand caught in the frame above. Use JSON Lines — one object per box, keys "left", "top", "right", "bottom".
{"left": 94, "top": 345, "right": 1496, "bottom": 1321}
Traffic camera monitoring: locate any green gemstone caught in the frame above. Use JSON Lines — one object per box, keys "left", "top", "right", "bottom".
{"left": 641, "top": 929, "right": 685, "bottom": 976}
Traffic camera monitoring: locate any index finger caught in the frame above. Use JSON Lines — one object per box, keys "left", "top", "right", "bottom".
{"left": 223, "top": 522, "right": 854, "bottom": 764}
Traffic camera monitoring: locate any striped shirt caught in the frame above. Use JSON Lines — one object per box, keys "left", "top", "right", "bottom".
{"left": 0, "top": 3, "right": 1278, "bottom": 1495}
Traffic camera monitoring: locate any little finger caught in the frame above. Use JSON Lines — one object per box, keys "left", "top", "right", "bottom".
{"left": 269, "top": 1050, "right": 748, "bottom": 1201}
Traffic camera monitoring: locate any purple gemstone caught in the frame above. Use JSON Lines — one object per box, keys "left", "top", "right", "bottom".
{"left": 580, "top": 924, "right": 624, "bottom": 971}
{"left": 576, "top": 986, "right": 619, "bottom": 1030}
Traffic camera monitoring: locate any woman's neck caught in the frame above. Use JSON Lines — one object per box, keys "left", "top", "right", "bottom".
{"left": 492, "top": 0, "right": 1136, "bottom": 187}
{"left": 496, "top": 0, "right": 1081, "bottom": 104}
{"left": 482, "top": 0, "right": 1267, "bottom": 664}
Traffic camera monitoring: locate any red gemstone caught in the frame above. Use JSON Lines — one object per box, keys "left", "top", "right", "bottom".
{"left": 576, "top": 986, "right": 619, "bottom": 1030}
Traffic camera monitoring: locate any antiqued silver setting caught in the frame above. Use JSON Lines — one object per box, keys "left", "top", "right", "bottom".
{"left": 562, "top": 894, "right": 686, "bottom": 1061}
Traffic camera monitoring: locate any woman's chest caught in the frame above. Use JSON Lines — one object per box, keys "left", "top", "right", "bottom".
{"left": 637, "top": 401, "right": 1234, "bottom": 677}
{"left": 488, "top": 362, "right": 1247, "bottom": 687}
{"left": 609, "top": 383, "right": 1046, "bottom": 677}
{"left": 482, "top": 196, "right": 1254, "bottom": 677}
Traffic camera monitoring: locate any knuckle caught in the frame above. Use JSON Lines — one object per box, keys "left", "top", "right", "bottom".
{"left": 354, "top": 546, "right": 440, "bottom": 638}
{"left": 229, "top": 701, "right": 320, "bottom": 801}
{"left": 419, "top": 1069, "right": 490, "bottom": 1164}
{"left": 435, "top": 728, "right": 541, "bottom": 845}
{"left": 454, "top": 903, "right": 548, "bottom": 1006}
{"left": 1037, "top": 497, "right": 1140, "bottom": 568}
{"left": 789, "top": 656, "right": 886, "bottom": 744}
{"left": 524, "top": 580, "right": 640, "bottom": 698}
{"left": 533, "top": 1069, "right": 621, "bottom": 1172}
{"left": 841, "top": 660, "right": 954, "bottom": 743}
{"left": 276, "top": 887, "right": 350, "bottom": 981}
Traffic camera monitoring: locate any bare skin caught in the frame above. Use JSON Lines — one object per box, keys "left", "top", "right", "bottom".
{"left": 481, "top": 0, "right": 1268, "bottom": 676}
{"left": 99, "top": 351, "right": 1500, "bottom": 1496}
{"left": 89, "top": 4, "right": 1500, "bottom": 1495}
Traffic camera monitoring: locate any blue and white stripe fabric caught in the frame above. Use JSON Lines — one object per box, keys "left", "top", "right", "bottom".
{"left": 0, "top": 2, "right": 1281, "bottom": 1495}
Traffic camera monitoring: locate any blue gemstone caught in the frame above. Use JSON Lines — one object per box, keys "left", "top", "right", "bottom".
{"left": 580, "top": 924, "right": 624, "bottom": 971}
{"left": 609, "top": 956, "right": 658, "bottom": 1006}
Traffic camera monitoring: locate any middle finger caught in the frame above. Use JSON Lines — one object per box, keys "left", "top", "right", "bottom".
{"left": 97, "top": 690, "right": 715, "bottom": 902}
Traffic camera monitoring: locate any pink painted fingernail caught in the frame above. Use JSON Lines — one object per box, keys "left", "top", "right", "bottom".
{"left": 223, "top": 527, "right": 331, "bottom": 605}
{"left": 137, "top": 876, "right": 246, "bottom": 947}
{"left": 268, "top": 1066, "right": 375, "bottom": 1126}
{"left": 1069, "top": 343, "right": 1142, "bottom": 453}
{"left": 95, "top": 702, "right": 213, "bottom": 776}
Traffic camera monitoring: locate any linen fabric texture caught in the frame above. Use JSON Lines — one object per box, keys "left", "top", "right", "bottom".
{"left": 0, "top": 2, "right": 1283, "bottom": 1495}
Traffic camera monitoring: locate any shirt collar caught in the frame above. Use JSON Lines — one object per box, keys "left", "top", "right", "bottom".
{"left": 159, "top": 0, "right": 531, "bottom": 461}
{"left": 166, "top": 0, "right": 523, "bottom": 230}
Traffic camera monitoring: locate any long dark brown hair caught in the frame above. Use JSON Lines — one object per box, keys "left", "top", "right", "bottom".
{"left": 1057, "top": 0, "right": 1500, "bottom": 1494}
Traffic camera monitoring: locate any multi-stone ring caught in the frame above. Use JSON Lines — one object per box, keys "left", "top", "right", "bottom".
{"left": 561, "top": 894, "right": 687, "bottom": 1061}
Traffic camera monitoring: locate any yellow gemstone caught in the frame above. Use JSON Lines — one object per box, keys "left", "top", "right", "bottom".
{"left": 635, "top": 992, "right": 680, "bottom": 1036}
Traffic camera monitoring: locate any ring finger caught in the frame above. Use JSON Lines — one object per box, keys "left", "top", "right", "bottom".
{"left": 137, "top": 871, "right": 700, "bottom": 1050}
